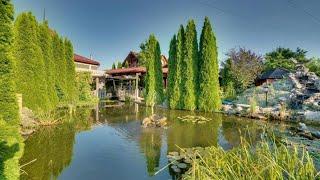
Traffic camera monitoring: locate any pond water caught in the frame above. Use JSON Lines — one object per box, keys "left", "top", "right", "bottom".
{"left": 19, "top": 103, "right": 292, "bottom": 180}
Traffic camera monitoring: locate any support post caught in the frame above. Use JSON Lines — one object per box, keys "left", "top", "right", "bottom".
{"left": 96, "top": 77, "right": 99, "bottom": 97}
{"left": 135, "top": 73, "right": 140, "bottom": 101}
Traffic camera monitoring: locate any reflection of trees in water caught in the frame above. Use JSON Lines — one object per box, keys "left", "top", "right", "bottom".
{"left": 0, "top": 124, "right": 24, "bottom": 180}
{"left": 20, "top": 124, "right": 76, "bottom": 180}
{"left": 139, "top": 128, "right": 162, "bottom": 176}
{"left": 20, "top": 109, "right": 92, "bottom": 180}
{"left": 166, "top": 110, "right": 222, "bottom": 152}
{"left": 221, "top": 116, "right": 263, "bottom": 148}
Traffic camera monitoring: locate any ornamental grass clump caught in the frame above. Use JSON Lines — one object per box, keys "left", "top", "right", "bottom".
{"left": 183, "top": 138, "right": 319, "bottom": 180}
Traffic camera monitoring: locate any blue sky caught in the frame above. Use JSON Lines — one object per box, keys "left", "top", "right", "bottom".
{"left": 13, "top": 0, "right": 320, "bottom": 69}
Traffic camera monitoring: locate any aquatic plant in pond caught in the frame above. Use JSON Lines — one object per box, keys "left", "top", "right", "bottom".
{"left": 182, "top": 136, "right": 319, "bottom": 179}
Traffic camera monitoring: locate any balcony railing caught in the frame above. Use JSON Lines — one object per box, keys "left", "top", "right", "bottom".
{"left": 76, "top": 68, "right": 105, "bottom": 77}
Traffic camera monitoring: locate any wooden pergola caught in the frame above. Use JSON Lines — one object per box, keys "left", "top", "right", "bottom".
{"left": 105, "top": 67, "right": 168, "bottom": 101}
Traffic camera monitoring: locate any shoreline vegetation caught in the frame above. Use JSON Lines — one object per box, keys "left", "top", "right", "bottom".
{"left": 179, "top": 135, "right": 319, "bottom": 179}
{"left": 1, "top": 0, "right": 320, "bottom": 179}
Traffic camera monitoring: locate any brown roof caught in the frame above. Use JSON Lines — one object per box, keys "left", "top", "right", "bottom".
{"left": 106, "top": 67, "right": 146, "bottom": 75}
{"left": 106, "top": 67, "right": 168, "bottom": 75}
{"left": 161, "top": 55, "right": 168, "bottom": 67}
{"left": 74, "top": 54, "right": 100, "bottom": 66}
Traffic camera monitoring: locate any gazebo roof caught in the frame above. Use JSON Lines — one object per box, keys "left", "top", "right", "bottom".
{"left": 258, "top": 68, "right": 289, "bottom": 80}
{"left": 106, "top": 66, "right": 168, "bottom": 75}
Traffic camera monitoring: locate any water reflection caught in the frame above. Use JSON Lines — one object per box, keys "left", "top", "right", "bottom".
{"left": 20, "top": 104, "right": 268, "bottom": 179}
{"left": 20, "top": 108, "right": 92, "bottom": 180}
{"left": 139, "top": 128, "right": 162, "bottom": 176}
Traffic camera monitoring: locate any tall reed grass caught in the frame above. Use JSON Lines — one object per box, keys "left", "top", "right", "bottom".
{"left": 183, "top": 136, "right": 319, "bottom": 179}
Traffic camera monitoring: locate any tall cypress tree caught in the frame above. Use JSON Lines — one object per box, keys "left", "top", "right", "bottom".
{"left": 38, "top": 21, "right": 58, "bottom": 109}
{"left": 198, "top": 17, "right": 221, "bottom": 112}
{"left": 182, "top": 20, "right": 198, "bottom": 110}
{"left": 0, "top": 0, "right": 19, "bottom": 124}
{"left": 52, "top": 33, "right": 67, "bottom": 101}
{"left": 143, "top": 34, "right": 164, "bottom": 107}
{"left": 13, "top": 12, "right": 49, "bottom": 111}
{"left": 64, "top": 38, "right": 77, "bottom": 103}
{"left": 171, "top": 25, "right": 184, "bottom": 109}
{"left": 154, "top": 40, "right": 164, "bottom": 104}
{"left": 167, "top": 35, "right": 177, "bottom": 109}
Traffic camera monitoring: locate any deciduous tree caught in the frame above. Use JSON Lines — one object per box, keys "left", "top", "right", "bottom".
{"left": 227, "top": 48, "right": 263, "bottom": 93}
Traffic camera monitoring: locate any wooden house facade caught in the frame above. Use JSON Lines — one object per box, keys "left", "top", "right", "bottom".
{"left": 105, "top": 51, "right": 168, "bottom": 101}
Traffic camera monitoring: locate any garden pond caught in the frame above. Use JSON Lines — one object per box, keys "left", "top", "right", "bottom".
{"left": 20, "top": 103, "right": 320, "bottom": 180}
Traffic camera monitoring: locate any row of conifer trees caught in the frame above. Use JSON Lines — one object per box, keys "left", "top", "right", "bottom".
{"left": 167, "top": 17, "right": 221, "bottom": 112}
{"left": 142, "top": 17, "right": 221, "bottom": 112}
{"left": 12, "top": 12, "right": 77, "bottom": 112}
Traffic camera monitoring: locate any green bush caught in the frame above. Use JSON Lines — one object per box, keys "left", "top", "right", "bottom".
{"left": 76, "top": 72, "right": 98, "bottom": 103}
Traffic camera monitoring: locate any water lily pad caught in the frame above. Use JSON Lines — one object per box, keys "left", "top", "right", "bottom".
{"left": 177, "top": 163, "right": 187, "bottom": 169}
{"left": 172, "top": 167, "right": 181, "bottom": 173}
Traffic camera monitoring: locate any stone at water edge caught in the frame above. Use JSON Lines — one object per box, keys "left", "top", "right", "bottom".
{"left": 311, "top": 131, "right": 320, "bottom": 139}
{"left": 142, "top": 117, "right": 152, "bottom": 127}
{"left": 298, "top": 122, "right": 308, "bottom": 132}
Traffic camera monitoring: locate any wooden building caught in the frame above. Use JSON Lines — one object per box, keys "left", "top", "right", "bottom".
{"left": 105, "top": 51, "right": 168, "bottom": 101}
{"left": 74, "top": 54, "right": 106, "bottom": 98}
{"left": 255, "top": 68, "right": 289, "bottom": 86}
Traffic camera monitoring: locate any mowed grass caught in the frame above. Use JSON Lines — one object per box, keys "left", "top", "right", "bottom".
{"left": 183, "top": 137, "right": 320, "bottom": 180}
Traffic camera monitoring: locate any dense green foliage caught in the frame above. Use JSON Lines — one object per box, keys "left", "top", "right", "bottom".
{"left": 306, "top": 57, "right": 320, "bottom": 76}
{"left": 76, "top": 72, "right": 97, "bottom": 103}
{"left": 38, "top": 22, "right": 58, "bottom": 109}
{"left": 141, "top": 34, "right": 164, "bottom": 106}
{"left": 264, "top": 47, "right": 308, "bottom": 71}
{"left": 221, "top": 48, "right": 263, "bottom": 94}
{"left": 0, "top": 0, "right": 19, "bottom": 125}
{"left": 53, "top": 35, "right": 67, "bottom": 101}
{"left": 112, "top": 62, "right": 116, "bottom": 69}
{"left": 182, "top": 20, "right": 198, "bottom": 110}
{"left": 13, "top": 12, "right": 49, "bottom": 111}
{"left": 12, "top": 11, "right": 79, "bottom": 113}
{"left": 117, "top": 61, "right": 122, "bottom": 69}
{"left": 198, "top": 17, "right": 221, "bottom": 111}
{"left": 167, "top": 35, "right": 177, "bottom": 109}
{"left": 167, "top": 18, "right": 221, "bottom": 112}
{"left": 169, "top": 25, "right": 184, "bottom": 109}
{"left": 124, "top": 60, "right": 129, "bottom": 68}
{"left": 64, "top": 39, "right": 77, "bottom": 103}
{"left": 0, "top": 1, "right": 24, "bottom": 179}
